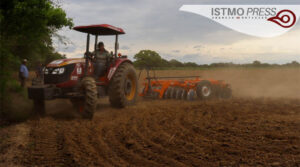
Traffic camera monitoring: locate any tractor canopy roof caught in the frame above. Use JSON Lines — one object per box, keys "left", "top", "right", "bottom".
{"left": 73, "top": 24, "right": 125, "bottom": 35}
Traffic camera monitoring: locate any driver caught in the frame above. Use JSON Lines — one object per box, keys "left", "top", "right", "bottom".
{"left": 93, "top": 42, "right": 110, "bottom": 77}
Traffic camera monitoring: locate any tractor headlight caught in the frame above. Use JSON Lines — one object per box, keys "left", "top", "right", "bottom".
{"left": 58, "top": 67, "right": 65, "bottom": 74}
{"left": 44, "top": 68, "right": 49, "bottom": 74}
{"left": 51, "top": 67, "right": 65, "bottom": 74}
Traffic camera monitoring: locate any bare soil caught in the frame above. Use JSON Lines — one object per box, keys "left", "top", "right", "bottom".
{"left": 1, "top": 68, "right": 300, "bottom": 167}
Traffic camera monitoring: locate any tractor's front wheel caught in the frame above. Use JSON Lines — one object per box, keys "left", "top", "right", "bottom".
{"left": 109, "top": 63, "right": 138, "bottom": 108}
{"left": 71, "top": 77, "right": 97, "bottom": 119}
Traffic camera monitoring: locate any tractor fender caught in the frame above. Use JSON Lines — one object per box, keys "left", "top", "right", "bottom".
{"left": 107, "top": 59, "right": 132, "bottom": 81}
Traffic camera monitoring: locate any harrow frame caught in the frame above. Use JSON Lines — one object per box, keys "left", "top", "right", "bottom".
{"left": 139, "top": 69, "right": 232, "bottom": 100}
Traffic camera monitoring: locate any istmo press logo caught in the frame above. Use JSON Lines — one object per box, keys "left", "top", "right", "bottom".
{"left": 179, "top": 5, "right": 300, "bottom": 37}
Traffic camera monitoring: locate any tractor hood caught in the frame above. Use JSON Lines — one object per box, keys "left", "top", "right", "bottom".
{"left": 47, "top": 58, "right": 85, "bottom": 67}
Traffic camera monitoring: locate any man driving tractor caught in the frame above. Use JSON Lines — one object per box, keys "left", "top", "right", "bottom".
{"left": 28, "top": 24, "right": 138, "bottom": 119}
{"left": 93, "top": 41, "right": 110, "bottom": 77}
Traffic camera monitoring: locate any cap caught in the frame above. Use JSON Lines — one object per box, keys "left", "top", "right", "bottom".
{"left": 98, "top": 42, "right": 104, "bottom": 47}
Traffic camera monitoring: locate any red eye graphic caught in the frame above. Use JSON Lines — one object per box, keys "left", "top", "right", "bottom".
{"left": 267, "top": 9, "right": 296, "bottom": 28}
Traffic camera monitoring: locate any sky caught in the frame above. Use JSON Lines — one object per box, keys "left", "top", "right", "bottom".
{"left": 54, "top": 0, "right": 300, "bottom": 65}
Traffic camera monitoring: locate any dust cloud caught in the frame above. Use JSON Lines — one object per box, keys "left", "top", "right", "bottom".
{"left": 138, "top": 68, "right": 300, "bottom": 99}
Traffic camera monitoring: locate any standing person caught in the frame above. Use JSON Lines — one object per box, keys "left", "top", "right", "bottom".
{"left": 19, "top": 59, "right": 29, "bottom": 87}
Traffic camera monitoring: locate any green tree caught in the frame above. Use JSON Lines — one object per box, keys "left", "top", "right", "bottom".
{"left": 184, "top": 62, "right": 198, "bottom": 67}
{"left": 289, "top": 61, "right": 299, "bottom": 67}
{"left": 161, "top": 58, "right": 170, "bottom": 67}
{"left": 0, "top": 0, "right": 73, "bottom": 68}
{"left": 252, "top": 60, "right": 261, "bottom": 67}
{"left": 133, "top": 50, "right": 164, "bottom": 68}
{"left": 0, "top": 0, "right": 73, "bottom": 119}
{"left": 169, "top": 59, "right": 183, "bottom": 67}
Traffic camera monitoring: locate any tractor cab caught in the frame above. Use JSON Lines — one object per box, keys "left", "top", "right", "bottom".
{"left": 73, "top": 24, "right": 126, "bottom": 78}
{"left": 74, "top": 24, "right": 125, "bottom": 58}
{"left": 28, "top": 24, "right": 138, "bottom": 119}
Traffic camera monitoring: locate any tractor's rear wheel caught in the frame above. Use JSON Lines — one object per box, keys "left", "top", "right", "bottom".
{"left": 71, "top": 77, "right": 97, "bottom": 119}
{"left": 109, "top": 63, "right": 138, "bottom": 108}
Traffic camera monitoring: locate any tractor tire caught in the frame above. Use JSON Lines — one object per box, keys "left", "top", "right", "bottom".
{"left": 196, "top": 80, "right": 214, "bottom": 100}
{"left": 109, "top": 63, "right": 138, "bottom": 108}
{"left": 33, "top": 99, "right": 45, "bottom": 116}
{"left": 71, "top": 77, "right": 97, "bottom": 119}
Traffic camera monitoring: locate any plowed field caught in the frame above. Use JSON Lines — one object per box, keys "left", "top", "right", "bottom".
{"left": 1, "top": 68, "right": 300, "bottom": 167}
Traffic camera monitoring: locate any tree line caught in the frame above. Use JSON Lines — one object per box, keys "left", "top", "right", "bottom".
{"left": 133, "top": 50, "right": 300, "bottom": 69}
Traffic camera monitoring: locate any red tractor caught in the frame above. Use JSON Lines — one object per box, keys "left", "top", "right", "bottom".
{"left": 28, "top": 24, "right": 138, "bottom": 119}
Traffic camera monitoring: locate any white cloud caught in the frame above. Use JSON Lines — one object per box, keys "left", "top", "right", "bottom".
{"left": 54, "top": 0, "right": 300, "bottom": 64}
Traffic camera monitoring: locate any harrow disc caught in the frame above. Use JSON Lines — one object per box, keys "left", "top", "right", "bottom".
{"left": 171, "top": 87, "right": 177, "bottom": 98}
{"left": 187, "top": 89, "right": 196, "bottom": 101}
{"left": 175, "top": 88, "right": 184, "bottom": 99}
{"left": 163, "top": 87, "right": 172, "bottom": 99}
{"left": 181, "top": 89, "right": 187, "bottom": 100}
{"left": 167, "top": 87, "right": 174, "bottom": 98}
{"left": 163, "top": 88, "right": 169, "bottom": 98}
